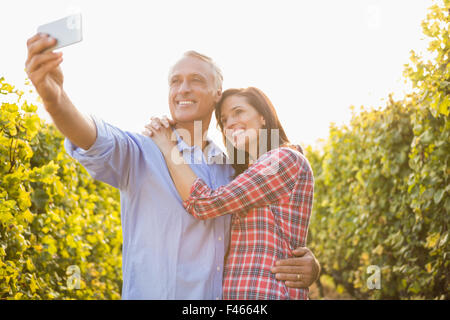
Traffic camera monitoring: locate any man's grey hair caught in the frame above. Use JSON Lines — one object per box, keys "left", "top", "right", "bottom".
{"left": 169, "top": 50, "right": 223, "bottom": 91}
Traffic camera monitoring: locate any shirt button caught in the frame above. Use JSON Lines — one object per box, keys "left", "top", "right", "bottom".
{"left": 217, "top": 266, "right": 221, "bottom": 271}
{"left": 218, "top": 237, "right": 222, "bottom": 241}
{"left": 216, "top": 297, "right": 220, "bottom": 300}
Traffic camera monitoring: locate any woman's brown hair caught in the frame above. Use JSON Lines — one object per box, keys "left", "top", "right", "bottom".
{"left": 215, "top": 87, "right": 302, "bottom": 177}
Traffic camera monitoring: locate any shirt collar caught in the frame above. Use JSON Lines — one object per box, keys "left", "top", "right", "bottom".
{"left": 173, "top": 128, "right": 225, "bottom": 162}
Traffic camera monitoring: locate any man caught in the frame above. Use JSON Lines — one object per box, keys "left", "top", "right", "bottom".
{"left": 25, "top": 33, "right": 320, "bottom": 299}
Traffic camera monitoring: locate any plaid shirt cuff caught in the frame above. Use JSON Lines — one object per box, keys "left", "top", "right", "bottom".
{"left": 182, "top": 177, "right": 208, "bottom": 210}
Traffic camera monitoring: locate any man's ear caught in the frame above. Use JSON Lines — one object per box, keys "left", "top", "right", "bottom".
{"left": 215, "top": 88, "right": 223, "bottom": 104}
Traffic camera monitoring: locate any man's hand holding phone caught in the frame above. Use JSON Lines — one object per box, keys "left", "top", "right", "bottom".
{"left": 24, "top": 13, "right": 97, "bottom": 151}
{"left": 25, "top": 33, "right": 64, "bottom": 109}
{"left": 25, "top": 14, "right": 82, "bottom": 111}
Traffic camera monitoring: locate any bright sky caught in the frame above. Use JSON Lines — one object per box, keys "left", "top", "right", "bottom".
{"left": 1, "top": 0, "right": 434, "bottom": 150}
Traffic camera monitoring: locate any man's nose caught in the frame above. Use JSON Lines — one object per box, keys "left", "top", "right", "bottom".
{"left": 178, "top": 80, "right": 191, "bottom": 94}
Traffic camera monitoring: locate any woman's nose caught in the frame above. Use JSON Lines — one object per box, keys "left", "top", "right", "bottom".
{"left": 225, "top": 117, "right": 238, "bottom": 130}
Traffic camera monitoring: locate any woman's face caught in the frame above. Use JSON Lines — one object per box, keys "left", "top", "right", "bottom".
{"left": 219, "top": 95, "right": 266, "bottom": 152}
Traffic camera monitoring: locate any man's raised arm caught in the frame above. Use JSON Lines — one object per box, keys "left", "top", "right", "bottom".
{"left": 25, "top": 33, "right": 96, "bottom": 150}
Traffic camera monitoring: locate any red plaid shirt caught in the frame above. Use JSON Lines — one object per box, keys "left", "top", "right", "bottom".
{"left": 183, "top": 146, "right": 314, "bottom": 299}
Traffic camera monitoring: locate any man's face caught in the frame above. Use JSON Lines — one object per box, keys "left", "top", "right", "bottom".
{"left": 168, "top": 56, "right": 221, "bottom": 124}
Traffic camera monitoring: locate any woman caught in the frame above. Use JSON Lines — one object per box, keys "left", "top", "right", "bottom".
{"left": 144, "top": 87, "right": 314, "bottom": 299}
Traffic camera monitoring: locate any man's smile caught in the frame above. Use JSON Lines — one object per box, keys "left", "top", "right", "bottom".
{"left": 176, "top": 100, "right": 197, "bottom": 107}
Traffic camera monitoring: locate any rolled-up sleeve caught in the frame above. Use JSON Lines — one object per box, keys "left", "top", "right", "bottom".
{"left": 64, "top": 115, "right": 138, "bottom": 189}
{"left": 182, "top": 148, "right": 306, "bottom": 219}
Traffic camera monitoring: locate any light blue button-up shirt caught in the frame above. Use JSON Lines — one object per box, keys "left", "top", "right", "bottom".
{"left": 64, "top": 116, "right": 234, "bottom": 299}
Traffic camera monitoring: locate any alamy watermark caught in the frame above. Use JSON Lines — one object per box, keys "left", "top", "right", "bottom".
{"left": 366, "top": 265, "right": 381, "bottom": 290}
{"left": 66, "top": 265, "right": 81, "bottom": 290}
{"left": 65, "top": 5, "right": 82, "bottom": 30}
{"left": 365, "top": 4, "right": 382, "bottom": 30}
{"left": 166, "top": 121, "right": 282, "bottom": 175}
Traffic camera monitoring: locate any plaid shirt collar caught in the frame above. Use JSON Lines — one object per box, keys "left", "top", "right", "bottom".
{"left": 172, "top": 127, "right": 225, "bottom": 163}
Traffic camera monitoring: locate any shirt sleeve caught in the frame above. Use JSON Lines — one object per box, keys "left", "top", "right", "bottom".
{"left": 64, "top": 115, "right": 141, "bottom": 190}
{"left": 182, "top": 148, "right": 308, "bottom": 219}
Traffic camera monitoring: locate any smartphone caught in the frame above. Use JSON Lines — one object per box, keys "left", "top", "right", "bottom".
{"left": 37, "top": 13, "right": 83, "bottom": 51}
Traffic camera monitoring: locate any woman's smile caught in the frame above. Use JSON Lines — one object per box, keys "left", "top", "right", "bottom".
{"left": 221, "top": 95, "right": 266, "bottom": 153}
